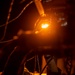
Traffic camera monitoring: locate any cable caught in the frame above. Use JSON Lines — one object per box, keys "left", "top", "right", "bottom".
{"left": 34, "top": 55, "right": 37, "bottom": 71}
{"left": 27, "top": 56, "right": 35, "bottom": 62}
{"left": 0, "top": 39, "right": 14, "bottom": 43}
{"left": 0, "top": 1, "right": 33, "bottom": 27}
{"left": 0, "top": 35, "right": 18, "bottom": 43}
{"left": 40, "top": 56, "right": 53, "bottom": 75}
{"left": 20, "top": 0, "right": 26, "bottom": 4}
{"left": 37, "top": 55, "right": 41, "bottom": 73}
{"left": 0, "top": 1, "right": 33, "bottom": 43}
{"left": 3, "top": 46, "right": 18, "bottom": 73}
{"left": 0, "top": 0, "right": 14, "bottom": 41}
{"left": 17, "top": 49, "right": 34, "bottom": 75}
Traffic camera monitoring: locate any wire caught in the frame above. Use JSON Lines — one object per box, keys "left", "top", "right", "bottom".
{"left": 17, "top": 49, "right": 34, "bottom": 75}
{"left": 27, "top": 56, "right": 35, "bottom": 62}
{"left": 0, "top": 1, "right": 33, "bottom": 27}
{"left": 3, "top": 46, "right": 18, "bottom": 73}
{"left": 0, "top": 0, "right": 14, "bottom": 41}
{"left": 37, "top": 55, "right": 41, "bottom": 73}
{"left": 0, "top": 39, "right": 14, "bottom": 43}
{"left": 40, "top": 56, "right": 53, "bottom": 75}
{"left": 34, "top": 55, "right": 37, "bottom": 71}
{"left": 0, "top": 0, "right": 33, "bottom": 43}
{"left": 20, "top": 0, "right": 26, "bottom": 4}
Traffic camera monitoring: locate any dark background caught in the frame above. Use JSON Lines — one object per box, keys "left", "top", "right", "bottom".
{"left": 0, "top": 0, "right": 75, "bottom": 43}
{"left": 0, "top": 0, "right": 39, "bottom": 41}
{"left": 0, "top": 0, "right": 75, "bottom": 73}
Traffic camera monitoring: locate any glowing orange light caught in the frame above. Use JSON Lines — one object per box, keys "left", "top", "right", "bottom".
{"left": 33, "top": 73, "right": 39, "bottom": 75}
{"left": 25, "top": 31, "right": 32, "bottom": 34}
{"left": 33, "top": 73, "right": 47, "bottom": 75}
{"left": 41, "top": 73, "right": 47, "bottom": 75}
{"left": 41, "top": 24, "right": 49, "bottom": 29}
{"left": 35, "top": 31, "right": 39, "bottom": 34}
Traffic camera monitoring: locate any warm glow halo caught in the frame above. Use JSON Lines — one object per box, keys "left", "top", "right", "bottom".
{"left": 33, "top": 72, "right": 47, "bottom": 75}
{"left": 41, "top": 23, "right": 49, "bottom": 29}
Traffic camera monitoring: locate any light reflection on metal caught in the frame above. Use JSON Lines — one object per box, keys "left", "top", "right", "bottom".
{"left": 61, "top": 21, "right": 67, "bottom": 26}
{"left": 33, "top": 72, "right": 47, "bottom": 75}
{"left": 34, "top": 0, "right": 45, "bottom": 16}
{"left": 42, "top": 55, "right": 47, "bottom": 73}
{"left": 24, "top": 31, "right": 33, "bottom": 34}
{"left": 41, "top": 73, "right": 47, "bottom": 75}
{"left": 35, "top": 31, "right": 39, "bottom": 34}
{"left": 33, "top": 73, "right": 39, "bottom": 75}
{"left": 43, "top": 0, "right": 52, "bottom": 2}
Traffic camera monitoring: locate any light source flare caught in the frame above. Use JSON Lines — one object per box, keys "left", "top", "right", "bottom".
{"left": 41, "top": 23, "right": 49, "bottom": 29}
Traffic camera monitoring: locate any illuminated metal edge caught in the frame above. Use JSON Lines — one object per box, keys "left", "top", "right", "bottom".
{"left": 34, "top": 0, "right": 45, "bottom": 16}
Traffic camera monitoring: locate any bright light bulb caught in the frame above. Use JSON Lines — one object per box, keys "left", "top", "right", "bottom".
{"left": 41, "top": 24, "right": 49, "bottom": 29}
